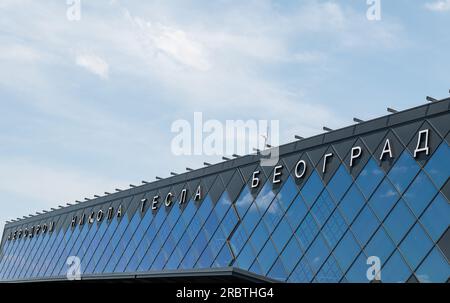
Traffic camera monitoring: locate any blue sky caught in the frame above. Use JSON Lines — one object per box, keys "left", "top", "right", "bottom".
{"left": 1, "top": 0, "right": 449, "bottom": 234}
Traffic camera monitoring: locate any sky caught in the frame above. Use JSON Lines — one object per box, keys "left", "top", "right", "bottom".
{"left": 0, "top": 0, "right": 450, "bottom": 235}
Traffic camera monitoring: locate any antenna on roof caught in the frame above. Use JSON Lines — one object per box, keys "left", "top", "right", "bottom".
{"left": 387, "top": 107, "right": 398, "bottom": 114}
{"left": 426, "top": 96, "right": 438, "bottom": 103}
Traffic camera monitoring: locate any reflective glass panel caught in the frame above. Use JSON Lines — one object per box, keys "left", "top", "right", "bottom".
{"left": 351, "top": 206, "right": 379, "bottom": 246}
{"left": 355, "top": 159, "right": 383, "bottom": 199}
{"left": 387, "top": 151, "right": 420, "bottom": 194}
{"left": 301, "top": 171, "right": 324, "bottom": 208}
{"left": 338, "top": 185, "right": 365, "bottom": 225}
{"left": 425, "top": 142, "right": 450, "bottom": 189}
{"left": 420, "top": 194, "right": 450, "bottom": 242}
{"left": 416, "top": 247, "right": 450, "bottom": 283}
{"left": 399, "top": 223, "right": 433, "bottom": 270}
{"left": 327, "top": 165, "right": 353, "bottom": 202}
{"left": 403, "top": 171, "right": 438, "bottom": 217}
{"left": 384, "top": 200, "right": 415, "bottom": 244}
{"left": 381, "top": 250, "right": 411, "bottom": 283}
{"left": 368, "top": 178, "right": 399, "bottom": 221}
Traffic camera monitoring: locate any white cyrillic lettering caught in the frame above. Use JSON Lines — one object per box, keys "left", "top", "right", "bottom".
{"left": 295, "top": 160, "right": 307, "bottom": 179}
{"left": 141, "top": 198, "right": 147, "bottom": 212}
{"left": 107, "top": 207, "right": 114, "bottom": 220}
{"left": 117, "top": 205, "right": 123, "bottom": 218}
{"left": 251, "top": 171, "right": 260, "bottom": 188}
{"left": 350, "top": 146, "right": 362, "bottom": 167}
{"left": 96, "top": 210, "right": 104, "bottom": 222}
{"left": 414, "top": 129, "right": 430, "bottom": 158}
{"left": 180, "top": 189, "right": 188, "bottom": 205}
{"left": 323, "top": 153, "right": 333, "bottom": 173}
{"left": 165, "top": 192, "right": 173, "bottom": 207}
{"left": 88, "top": 211, "right": 95, "bottom": 224}
{"left": 152, "top": 196, "right": 160, "bottom": 210}
{"left": 49, "top": 222, "right": 55, "bottom": 232}
{"left": 71, "top": 216, "right": 77, "bottom": 228}
{"left": 379, "top": 139, "right": 393, "bottom": 160}
{"left": 194, "top": 186, "right": 202, "bottom": 201}
{"left": 273, "top": 165, "right": 283, "bottom": 184}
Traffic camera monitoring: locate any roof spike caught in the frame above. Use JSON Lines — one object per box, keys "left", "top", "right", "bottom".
{"left": 387, "top": 107, "right": 398, "bottom": 114}
{"left": 426, "top": 96, "right": 438, "bottom": 103}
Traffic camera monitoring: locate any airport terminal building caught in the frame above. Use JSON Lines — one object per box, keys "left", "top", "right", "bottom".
{"left": 0, "top": 99, "right": 449, "bottom": 283}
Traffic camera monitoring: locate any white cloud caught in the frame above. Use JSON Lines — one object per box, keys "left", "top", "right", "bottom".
{"left": 128, "top": 13, "right": 211, "bottom": 71}
{"left": 425, "top": 0, "right": 450, "bottom": 12}
{"left": 76, "top": 53, "right": 109, "bottom": 79}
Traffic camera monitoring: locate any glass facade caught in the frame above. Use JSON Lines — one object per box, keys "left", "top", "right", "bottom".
{"left": 0, "top": 101, "right": 449, "bottom": 283}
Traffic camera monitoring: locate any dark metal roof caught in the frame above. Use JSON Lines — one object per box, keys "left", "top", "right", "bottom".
{"left": 3, "top": 98, "right": 450, "bottom": 230}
